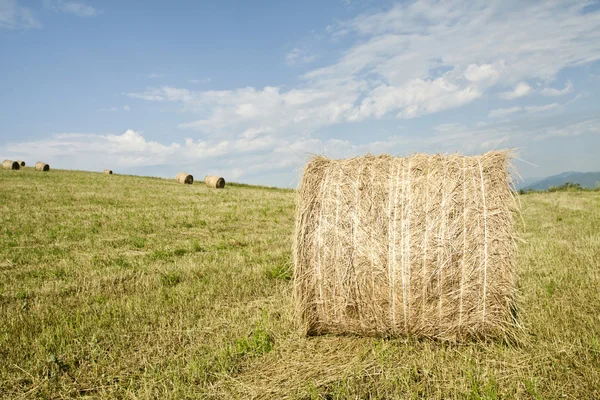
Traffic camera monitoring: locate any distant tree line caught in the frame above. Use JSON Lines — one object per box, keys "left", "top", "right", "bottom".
{"left": 518, "top": 182, "right": 600, "bottom": 195}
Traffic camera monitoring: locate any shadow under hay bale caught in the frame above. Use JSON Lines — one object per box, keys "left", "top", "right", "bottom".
{"left": 176, "top": 172, "right": 193, "bottom": 184}
{"left": 204, "top": 175, "right": 225, "bottom": 188}
{"left": 17, "top": 160, "right": 25, "bottom": 167}
{"left": 104, "top": 170, "right": 113, "bottom": 175}
{"left": 35, "top": 162, "right": 50, "bottom": 171}
{"left": 294, "top": 151, "right": 518, "bottom": 341}
{"left": 2, "top": 160, "right": 20, "bottom": 170}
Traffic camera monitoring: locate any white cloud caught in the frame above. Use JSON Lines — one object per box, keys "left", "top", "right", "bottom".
{"left": 542, "top": 81, "right": 573, "bottom": 97}
{"left": 0, "top": 0, "right": 40, "bottom": 29}
{"left": 108, "top": 107, "right": 118, "bottom": 112}
{"left": 285, "top": 47, "right": 317, "bottom": 66}
{"left": 148, "top": 73, "right": 165, "bottom": 79}
{"left": 44, "top": 0, "right": 98, "bottom": 17}
{"left": 3, "top": 115, "right": 599, "bottom": 184}
{"left": 123, "top": 105, "right": 130, "bottom": 111}
{"left": 499, "top": 82, "right": 533, "bottom": 99}
{"left": 126, "top": 1, "right": 599, "bottom": 141}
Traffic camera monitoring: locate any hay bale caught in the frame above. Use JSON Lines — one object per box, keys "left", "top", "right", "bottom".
{"left": 35, "top": 162, "right": 50, "bottom": 171}
{"left": 294, "top": 151, "right": 518, "bottom": 340}
{"left": 176, "top": 172, "right": 193, "bottom": 184}
{"left": 2, "top": 160, "right": 20, "bottom": 170}
{"left": 17, "top": 160, "right": 25, "bottom": 167}
{"left": 104, "top": 170, "right": 113, "bottom": 175}
{"left": 204, "top": 175, "right": 225, "bottom": 188}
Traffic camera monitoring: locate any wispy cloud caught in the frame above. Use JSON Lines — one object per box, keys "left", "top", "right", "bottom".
{"left": 285, "top": 47, "right": 317, "bottom": 66}
{"left": 488, "top": 107, "right": 523, "bottom": 119}
{"left": 188, "top": 78, "right": 211, "bottom": 84}
{"left": 126, "top": 1, "right": 600, "bottom": 139}
{"left": 44, "top": 0, "right": 98, "bottom": 17}
{"left": 534, "top": 117, "right": 600, "bottom": 141}
{"left": 0, "top": 0, "right": 40, "bottom": 29}
{"left": 499, "top": 82, "right": 533, "bottom": 99}
{"left": 104, "top": 105, "right": 130, "bottom": 112}
{"left": 542, "top": 81, "right": 573, "bottom": 97}
{"left": 489, "top": 103, "right": 561, "bottom": 118}
{"left": 148, "top": 73, "right": 165, "bottom": 79}
{"left": 525, "top": 103, "right": 561, "bottom": 114}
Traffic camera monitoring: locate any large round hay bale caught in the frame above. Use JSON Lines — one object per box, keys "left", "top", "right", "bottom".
{"left": 176, "top": 172, "right": 193, "bottom": 184}
{"left": 294, "top": 151, "right": 518, "bottom": 341}
{"left": 2, "top": 160, "right": 20, "bottom": 170}
{"left": 104, "top": 170, "right": 113, "bottom": 175}
{"left": 204, "top": 175, "right": 225, "bottom": 188}
{"left": 35, "top": 162, "right": 50, "bottom": 171}
{"left": 17, "top": 160, "right": 25, "bottom": 167}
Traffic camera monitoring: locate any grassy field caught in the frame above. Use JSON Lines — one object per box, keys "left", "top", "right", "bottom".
{"left": 1, "top": 168, "right": 599, "bottom": 399}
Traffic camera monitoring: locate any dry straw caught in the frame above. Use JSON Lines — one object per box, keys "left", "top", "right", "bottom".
{"left": 205, "top": 175, "right": 225, "bottom": 189}
{"left": 17, "top": 160, "right": 25, "bottom": 167}
{"left": 35, "top": 162, "right": 50, "bottom": 171}
{"left": 104, "top": 170, "right": 113, "bottom": 175}
{"left": 176, "top": 172, "right": 194, "bottom": 184}
{"left": 2, "top": 160, "right": 20, "bottom": 170}
{"left": 294, "top": 151, "right": 518, "bottom": 341}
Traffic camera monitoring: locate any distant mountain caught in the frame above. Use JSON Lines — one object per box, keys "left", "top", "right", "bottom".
{"left": 523, "top": 171, "right": 600, "bottom": 191}
{"left": 515, "top": 176, "right": 543, "bottom": 190}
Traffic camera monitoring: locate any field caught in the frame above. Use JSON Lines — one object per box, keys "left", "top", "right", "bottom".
{"left": 1, "top": 168, "right": 599, "bottom": 399}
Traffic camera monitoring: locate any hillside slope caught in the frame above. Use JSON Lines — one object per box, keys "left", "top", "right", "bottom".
{"left": 524, "top": 171, "right": 600, "bottom": 191}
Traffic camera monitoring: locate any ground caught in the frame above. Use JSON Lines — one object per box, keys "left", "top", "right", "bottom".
{"left": 1, "top": 168, "right": 599, "bottom": 399}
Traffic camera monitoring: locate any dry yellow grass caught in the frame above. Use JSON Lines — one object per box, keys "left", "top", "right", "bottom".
{"left": 0, "top": 168, "right": 599, "bottom": 399}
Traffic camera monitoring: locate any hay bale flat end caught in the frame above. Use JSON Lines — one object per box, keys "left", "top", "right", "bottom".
{"left": 2, "top": 160, "right": 20, "bottom": 170}
{"left": 176, "top": 172, "right": 193, "bottom": 184}
{"left": 35, "top": 162, "right": 50, "bottom": 171}
{"left": 204, "top": 175, "right": 225, "bottom": 188}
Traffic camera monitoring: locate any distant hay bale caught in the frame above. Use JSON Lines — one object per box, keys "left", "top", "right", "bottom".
{"left": 176, "top": 172, "right": 193, "bottom": 184}
{"left": 104, "top": 170, "right": 113, "bottom": 175}
{"left": 294, "top": 151, "right": 518, "bottom": 341}
{"left": 35, "top": 162, "right": 50, "bottom": 171}
{"left": 3, "top": 160, "right": 20, "bottom": 170}
{"left": 204, "top": 175, "right": 225, "bottom": 188}
{"left": 17, "top": 160, "right": 25, "bottom": 167}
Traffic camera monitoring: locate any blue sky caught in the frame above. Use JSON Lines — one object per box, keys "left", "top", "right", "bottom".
{"left": 1, "top": 0, "right": 600, "bottom": 187}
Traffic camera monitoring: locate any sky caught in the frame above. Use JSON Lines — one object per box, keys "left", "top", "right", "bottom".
{"left": 1, "top": 0, "right": 600, "bottom": 187}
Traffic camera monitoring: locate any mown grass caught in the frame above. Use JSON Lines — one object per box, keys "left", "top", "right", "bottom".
{"left": 1, "top": 168, "right": 599, "bottom": 399}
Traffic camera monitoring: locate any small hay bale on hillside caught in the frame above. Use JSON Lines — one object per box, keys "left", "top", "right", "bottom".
{"left": 2, "top": 160, "right": 20, "bottom": 170}
{"left": 176, "top": 172, "right": 193, "bottom": 184}
{"left": 35, "top": 162, "right": 50, "bottom": 171}
{"left": 17, "top": 160, "right": 25, "bottom": 167}
{"left": 204, "top": 175, "right": 225, "bottom": 188}
{"left": 294, "top": 151, "right": 518, "bottom": 341}
{"left": 104, "top": 170, "right": 113, "bottom": 175}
